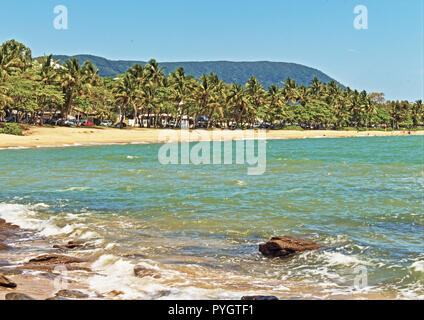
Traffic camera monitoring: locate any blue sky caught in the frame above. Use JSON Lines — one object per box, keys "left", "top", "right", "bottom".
{"left": 0, "top": 0, "right": 422, "bottom": 101}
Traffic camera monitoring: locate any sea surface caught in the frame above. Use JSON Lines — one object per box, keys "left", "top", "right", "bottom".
{"left": 0, "top": 136, "right": 423, "bottom": 299}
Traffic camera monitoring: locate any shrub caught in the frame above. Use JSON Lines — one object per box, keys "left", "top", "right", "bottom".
{"left": 0, "top": 123, "right": 23, "bottom": 136}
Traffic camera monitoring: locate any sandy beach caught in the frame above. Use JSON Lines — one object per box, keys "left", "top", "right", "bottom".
{"left": 0, "top": 127, "right": 423, "bottom": 149}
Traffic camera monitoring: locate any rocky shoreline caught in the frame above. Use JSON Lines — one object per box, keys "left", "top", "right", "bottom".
{"left": 0, "top": 217, "right": 101, "bottom": 300}
{"left": 4, "top": 216, "right": 390, "bottom": 300}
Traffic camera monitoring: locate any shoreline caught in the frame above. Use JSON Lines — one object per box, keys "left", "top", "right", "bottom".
{"left": 0, "top": 216, "right": 398, "bottom": 300}
{"left": 0, "top": 127, "right": 423, "bottom": 150}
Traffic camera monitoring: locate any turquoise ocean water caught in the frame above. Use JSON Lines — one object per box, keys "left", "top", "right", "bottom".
{"left": 0, "top": 136, "right": 423, "bottom": 299}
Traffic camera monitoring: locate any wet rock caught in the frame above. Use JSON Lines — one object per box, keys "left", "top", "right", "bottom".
{"left": 259, "top": 236, "right": 322, "bottom": 258}
{"left": 0, "top": 259, "right": 9, "bottom": 267}
{"left": 241, "top": 296, "right": 279, "bottom": 300}
{"left": 53, "top": 240, "right": 84, "bottom": 250}
{"left": 5, "top": 293, "right": 35, "bottom": 300}
{"left": 0, "top": 219, "right": 19, "bottom": 239}
{"left": 0, "top": 268, "right": 24, "bottom": 276}
{"left": 28, "top": 254, "right": 84, "bottom": 265}
{"left": 107, "top": 290, "right": 124, "bottom": 297}
{"left": 134, "top": 265, "right": 161, "bottom": 279}
{"left": 0, "top": 243, "right": 9, "bottom": 250}
{"left": 17, "top": 264, "right": 91, "bottom": 273}
{"left": 55, "top": 289, "right": 89, "bottom": 299}
{"left": 0, "top": 274, "right": 17, "bottom": 288}
{"left": 46, "top": 296, "right": 70, "bottom": 300}
{"left": 0, "top": 220, "right": 19, "bottom": 231}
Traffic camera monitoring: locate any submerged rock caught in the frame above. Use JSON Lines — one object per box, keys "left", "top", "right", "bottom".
{"left": 0, "top": 268, "right": 24, "bottom": 276}
{"left": 241, "top": 296, "right": 279, "bottom": 300}
{"left": 134, "top": 265, "right": 161, "bottom": 279}
{"left": 28, "top": 254, "right": 84, "bottom": 265}
{"left": 17, "top": 264, "right": 91, "bottom": 273}
{"left": 0, "top": 274, "right": 17, "bottom": 288}
{"left": 259, "top": 235, "right": 322, "bottom": 258}
{"left": 5, "top": 293, "right": 35, "bottom": 300}
{"left": 46, "top": 296, "right": 70, "bottom": 300}
{"left": 55, "top": 289, "right": 89, "bottom": 299}
{"left": 53, "top": 240, "right": 84, "bottom": 250}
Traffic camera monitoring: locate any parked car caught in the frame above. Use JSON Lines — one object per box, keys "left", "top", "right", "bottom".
{"left": 115, "top": 122, "right": 127, "bottom": 128}
{"left": 100, "top": 120, "right": 113, "bottom": 127}
{"left": 259, "top": 123, "right": 271, "bottom": 129}
{"left": 4, "top": 116, "right": 16, "bottom": 123}
{"left": 79, "top": 120, "right": 94, "bottom": 126}
{"left": 64, "top": 119, "right": 77, "bottom": 126}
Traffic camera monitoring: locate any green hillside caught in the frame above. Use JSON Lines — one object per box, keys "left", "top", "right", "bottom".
{"left": 52, "top": 54, "right": 343, "bottom": 88}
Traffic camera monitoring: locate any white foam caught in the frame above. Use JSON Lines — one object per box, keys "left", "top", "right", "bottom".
{"left": 0, "top": 203, "right": 41, "bottom": 230}
{"left": 322, "top": 252, "right": 372, "bottom": 267}
{"left": 0, "top": 202, "right": 98, "bottom": 240}
{"left": 411, "top": 261, "right": 424, "bottom": 272}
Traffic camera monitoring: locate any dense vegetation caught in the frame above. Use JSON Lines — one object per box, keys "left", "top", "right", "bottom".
{"left": 1, "top": 40, "right": 423, "bottom": 131}
{"left": 52, "top": 54, "right": 342, "bottom": 88}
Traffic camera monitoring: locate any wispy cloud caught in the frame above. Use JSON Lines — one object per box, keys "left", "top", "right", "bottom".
{"left": 347, "top": 48, "right": 359, "bottom": 53}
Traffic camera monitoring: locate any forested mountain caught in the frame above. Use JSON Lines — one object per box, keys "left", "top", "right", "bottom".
{"left": 52, "top": 54, "right": 342, "bottom": 88}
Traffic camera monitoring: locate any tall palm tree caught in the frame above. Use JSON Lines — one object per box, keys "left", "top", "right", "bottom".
{"left": 59, "top": 58, "right": 87, "bottom": 120}
{"left": 169, "top": 67, "right": 195, "bottom": 128}
{"left": 266, "top": 84, "right": 284, "bottom": 124}
{"left": 245, "top": 76, "right": 265, "bottom": 126}
{"left": 0, "top": 40, "right": 32, "bottom": 79}
{"left": 281, "top": 77, "right": 298, "bottom": 105}
{"left": 226, "top": 83, "right": 249, "bottom": 128}
{"left": 113, "top": 73, "right": 136, "bottom": 129}
{"left": 36, "top": 54, "right": 60, "bottom": 85}
{"left": 192, "top": 74, "right": 218, "bottom": 128}
{"left": 411, "top": 100, "right": 423, "bottom": 127}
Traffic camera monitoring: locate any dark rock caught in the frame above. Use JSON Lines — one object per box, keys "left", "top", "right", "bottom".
{"left": 107, "top": 290, "right": 124, "bottom": 297}
{"left": 0, "top": 259, "right": 9, "bottom": 266}
{"left": 46, "top": 296, "right": 70, "bottom": 300}
{"left": 53, "top": 240, "right": 84, "bottom": 250}
{"left": 259, "top": 236, "right": 322, "bottom": 258}
{"left": 0, "top": 268, "right": 24, "bottom": 276}
{"left": 241, "top": 295, "right": 279, "bottom": 300}
{"left": 0, "top": 274, "right": 17, "bottom": 288}
{"left": 0, "top": 219, "right": 19, "bottom": 239}
{"left": 17, "top": 264, "right": 91, "bottom": 273}
{"left": 28, "top": 254, "right": 84, "bottom": 265}
{"left": 55, "top": 289, "right": 89, "bottom": 299}
{"left": 5, "top": 293, "right": 35, "bottom": 300}
{"left": 134, "top": 265, "right": 161, "bottom": 279}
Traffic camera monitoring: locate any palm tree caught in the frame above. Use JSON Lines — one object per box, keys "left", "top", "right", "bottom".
{"left": 281, "top": 77, "right": 298, "bottom": 105}
{"left": 169, "top": 67, "right": 195, "bottom": 128}
{"left": 145, "top": 59, "right": 165, "bottom": 86}
{"left": 226, "top": 83, "right": 249, "bottom": 128}
{"left": 113, "top": 73, "right": 136, "bottom": 129}
{"left": 266, "top": 84, "right": 284, "bottom": 124}
{"left": 59, "top": 58, "right": 87, "bottom": 120}
{"left": 0, "top": 40, "right": 32, "bottom": 79}
{"left": 245, "top": 76, "right": 265, "bottom": 127}
{"left": 411, "top": 100, "right": 423, "bottom": 127}
{"left": 192, "top": 74, "right": 218, "bottom": 128}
